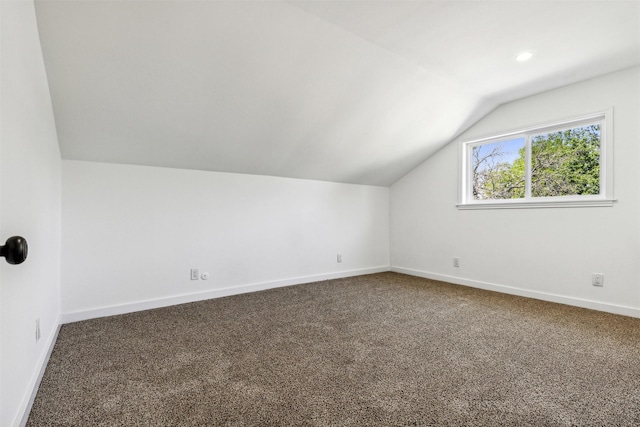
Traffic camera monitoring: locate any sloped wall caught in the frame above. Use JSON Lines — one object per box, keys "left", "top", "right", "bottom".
{"left": 391, "top": 67, "right": 640, "bottom": 316}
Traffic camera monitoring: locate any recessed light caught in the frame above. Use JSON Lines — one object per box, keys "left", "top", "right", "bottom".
{"left": 516, "top": 51, "right": 533, "bottom": 62}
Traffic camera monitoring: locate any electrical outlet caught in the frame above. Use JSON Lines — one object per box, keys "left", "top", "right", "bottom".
{"left": 190, "top": 268, "right": 199, "bottom": 280}
{"left": 35, "top": 318, "right": 41, "bottom": 343}
{"left": 201, "top": 272, "right": 209, "bottom": 280}
{"left": 337, "top": 254, "right": 342, "bottom": 263}
{"left": 592, "top": 273, "right": 604, "bottom": 287}
{"left": 453, "top": 257, "right": 460, "bottom": 268}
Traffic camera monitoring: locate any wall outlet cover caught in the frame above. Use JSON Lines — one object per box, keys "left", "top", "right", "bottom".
{"left": 592, "top": 273, "right": 604, "bottom": 287}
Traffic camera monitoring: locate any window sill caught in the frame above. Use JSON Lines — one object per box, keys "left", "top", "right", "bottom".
{"left": 457, "top": 199, "right": 615, "bottom": 210}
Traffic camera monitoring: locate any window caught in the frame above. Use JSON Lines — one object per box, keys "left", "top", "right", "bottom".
{"left": 458, "top": 110, "right": 613, "bottom": 209}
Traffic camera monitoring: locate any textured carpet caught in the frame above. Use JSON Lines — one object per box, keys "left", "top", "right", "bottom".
{"left": 28, "top": 272, "right": 640, "bottom": 426}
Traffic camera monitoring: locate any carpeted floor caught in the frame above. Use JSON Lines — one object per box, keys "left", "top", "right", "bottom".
{"left": 28, "top": 272, "right": 640, "bottom": 426}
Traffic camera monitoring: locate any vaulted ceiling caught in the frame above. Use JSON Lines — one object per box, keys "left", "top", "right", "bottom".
{"left": 35, "top": 1, "right": 640, "bottom": 186}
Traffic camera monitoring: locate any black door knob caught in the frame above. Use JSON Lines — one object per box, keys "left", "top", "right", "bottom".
{"left": 0, "top": 236, "right": 28, "bottom": 265}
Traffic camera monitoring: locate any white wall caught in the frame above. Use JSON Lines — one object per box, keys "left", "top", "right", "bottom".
{"left": 0, "top": 1, "right": 62, "bottom": 426}
{"left": 391, "top": 67, "right": 640, "bottom": 317}
{"left": 62, "top": 161, "right": 389, "bottom": 320}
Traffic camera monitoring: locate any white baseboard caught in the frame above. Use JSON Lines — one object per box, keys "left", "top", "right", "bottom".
{"left": 18, "top": 266, "right": 638, "bottom": 426}
{"left": 61, "top": 266, "right": 390, "bottom": 324}
{"left": 16, "top": 315, "right": 62, "bottom": 427}
{"left": 391, "top": 266, "right": 640, "bottom": 319}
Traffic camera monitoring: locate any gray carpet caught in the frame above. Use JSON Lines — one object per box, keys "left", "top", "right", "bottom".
{"left": 28, "top": 272, "right": 640, "bottom": 426}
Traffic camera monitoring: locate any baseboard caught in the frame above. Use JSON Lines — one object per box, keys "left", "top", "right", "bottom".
{"left": 20, "top": 266, "right": 638, "bottom": 426}
{"left": 391, "top": 266, "right": 640, "bottom": 319}
{"left": 16, "top": 316, "right": 62, "bottom": 427}
{"left": 61, "top": 266, "right": 390, "bottom": 324}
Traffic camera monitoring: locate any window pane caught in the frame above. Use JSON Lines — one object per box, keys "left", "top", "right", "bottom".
{"left": 531, "top": 124, "right": 600, "bottom": 197}
{"left": 471, "top": 137, "right": 526, "bottom": 200}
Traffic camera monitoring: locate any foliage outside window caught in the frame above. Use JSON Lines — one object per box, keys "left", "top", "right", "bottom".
{"left": 458, "top": 111, "right": 613, "bottom": 209}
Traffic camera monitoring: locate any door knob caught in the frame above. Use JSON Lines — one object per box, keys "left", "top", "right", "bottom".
{"left": 0, "top": 236, "right": 28, "bottom": 265}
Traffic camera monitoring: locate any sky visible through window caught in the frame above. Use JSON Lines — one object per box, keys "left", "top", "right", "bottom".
{"left": 470, "top": 123, "right": 602, "bottom": 201}
{"left": 473, "top": 137, "right": 524, "bottom": 171}
{"left": 464, "top": 113, "right": 609, "bottom": 207}
{"left": 497, "top": 137, "right": 525, "bottom": 164}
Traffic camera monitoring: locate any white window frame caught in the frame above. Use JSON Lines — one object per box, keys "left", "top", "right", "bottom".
{"left": 457, "top": 109, "right": 614, "bottom": 210}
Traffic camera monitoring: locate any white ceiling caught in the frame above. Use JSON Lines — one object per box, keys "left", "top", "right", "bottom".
{"left": 34, "top": 0, "right": 640, "bottom": 186}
